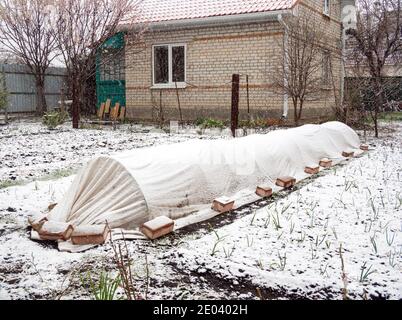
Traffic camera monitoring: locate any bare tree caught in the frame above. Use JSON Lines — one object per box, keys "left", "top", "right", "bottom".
{"left": 53, "top": 0, "right": 141, "bottom": 129}
{"left": 346, "top": 0, "right": 402, "bottom": 137}
{"left": 0, "top": 0, "right": 59, "bottom": 115}
{"left": 0, "top": 66, "right": 8, "bottom": 123}
{"left": 274, "top": 16, "right": 327, "bottom": 126}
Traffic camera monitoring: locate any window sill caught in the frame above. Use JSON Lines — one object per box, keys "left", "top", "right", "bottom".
{"left": 151, "top": 83, "right": 187, "bottom": 90}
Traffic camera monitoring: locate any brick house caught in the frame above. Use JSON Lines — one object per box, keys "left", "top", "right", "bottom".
{"left": 111, "top": 0, "right": 347, "bottom": 122}
{"left": 343, "top": 6, "right": 402, "bottom": 107}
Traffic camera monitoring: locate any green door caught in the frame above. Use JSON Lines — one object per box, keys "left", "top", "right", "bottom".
{"left": 96, "top": 32, "right": 126, "bottom": 109}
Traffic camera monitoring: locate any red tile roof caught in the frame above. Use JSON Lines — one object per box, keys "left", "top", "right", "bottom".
{"left": 136, "top": 0, "right": 297, "bottom": 23}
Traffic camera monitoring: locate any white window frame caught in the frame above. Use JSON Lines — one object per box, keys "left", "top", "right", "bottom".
{"left": 152, "top": 43, "right": 187, "bottom": 89}
{"left": 323, "top": 0, "right": 330, "bottom": 16}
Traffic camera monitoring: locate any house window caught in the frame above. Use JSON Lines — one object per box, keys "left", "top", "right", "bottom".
{"left": 152, "top": 44, "right": 186, "bottom": 88}
{"left": 322, "top": 51, "right": 331, "bottom": 86}
{"left": 323, "top": 0, "right": 330, "bottom": 16}
{"left": 99, "top": 48, "right": 125, "bottom": 81}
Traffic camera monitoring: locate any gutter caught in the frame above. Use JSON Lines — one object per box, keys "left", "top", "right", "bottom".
{"left": 121, "top": 9, "right": 292, "bottom": 32}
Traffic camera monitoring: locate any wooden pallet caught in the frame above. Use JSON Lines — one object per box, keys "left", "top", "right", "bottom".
{"left": 97, "top": 102, "right": 105, "bottom": 119}
{"left": 104, "top": 99, "right": 111, "bottom": 116}
{"left": 110, "top": 103, "right": 120, "bottom": 121}
{"left": 85, "top": 99, "right": 126, "bottom": 129}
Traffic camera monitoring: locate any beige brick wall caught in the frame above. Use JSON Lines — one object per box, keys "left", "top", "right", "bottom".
{"left": 296, "top": 0, "right": 344, "bottom": 114}
{"left": 125, "top": 0, "right": 343, "bottom": 122}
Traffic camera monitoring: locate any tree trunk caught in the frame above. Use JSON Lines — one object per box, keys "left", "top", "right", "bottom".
{"left": 4, "top": 106, "right": 8, "bottom": 124}
{"left": 373, "top": 77, "right": 385, "bottom": 138}
{"left": 297, "top": 100, "right": 304, "bottom": 125}
{"left": 35, "top": 77, "right": 47, "bottom": 116}
{"left": 71, "top": 81, "right": 80, "bottom": 129}
{"left": 373, "top": 111, "right": 379, "bottom": 138}
{"left": 293, "top": 98, "right": 298, "bottom": 126}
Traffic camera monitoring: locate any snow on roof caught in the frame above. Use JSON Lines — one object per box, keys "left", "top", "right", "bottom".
{"left": 136, "top": 0, "right": 297, "bottom": 24}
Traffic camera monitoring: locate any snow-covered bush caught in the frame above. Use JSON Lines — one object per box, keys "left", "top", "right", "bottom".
{"left": 42, "top": 110, "right": 67, "bottom": 129}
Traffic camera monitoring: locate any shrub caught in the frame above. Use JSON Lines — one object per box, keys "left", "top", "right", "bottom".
{"left": 239, "top": 117, "right": 281, "bottom": 128}
{"left": 195, "top": 117, "right": 206, "bottom": 126}
{"left": 0, "top": 72, "right": 8, "bottom": 112}
{"left": 42, "top": 110, "right": 68, "bottom": 129}
{"left": 196, "top": 118, "right": 225, "bottom": 129}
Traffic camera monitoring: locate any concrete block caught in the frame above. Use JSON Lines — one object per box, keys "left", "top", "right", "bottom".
{"left": 140, "top": 216, "right": 174, "bottom": 240}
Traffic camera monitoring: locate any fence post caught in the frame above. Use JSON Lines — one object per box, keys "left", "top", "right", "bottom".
{"left": 246, "top": 75, "right": 250, "bottom": 119}
{"left": 231, "top": 74, "right": 240, "bottom": 137}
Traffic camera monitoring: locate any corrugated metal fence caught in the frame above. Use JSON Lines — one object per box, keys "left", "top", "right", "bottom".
{"left": 0, "top": 63, "right": 66, "bottom": 113}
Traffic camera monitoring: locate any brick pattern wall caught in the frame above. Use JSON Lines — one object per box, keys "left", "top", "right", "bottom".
{"left": 125, "top": 0, "right": 343, "bottom": 122}
{"left": 296, "top": 0, "right": 344, "bottom": 114}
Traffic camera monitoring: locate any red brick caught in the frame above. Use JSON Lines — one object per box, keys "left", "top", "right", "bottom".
{"left": 140, "top": 216, "right": 174, "bottom": 240}
{"left": 38, "top": 221, "right": 74, "bottom": 241}
{"left": 342, "top": 151, "right": 354, "bottom": 157}
{"left": 255, "top": 185, "right": 273, "bottom": 198}
{"left": 360, "top": 144, "right": 369, "bottom": 151}
{"left": 304, "top": 166, "right": 320, "bottom": 175}
{"left": 319, "top": 158, "right": 332, "bottom": 168}
{"left": 211, "top": 196, "right": 235, "bottom": 213}
{"left": 276, "top": 177, "right": 296, "bottom": 189}
{"left": 71, "top": 224, "right": 110, "bottom": 245}
{"left": 28, "top": 214, "right": 48, "bottom": 231}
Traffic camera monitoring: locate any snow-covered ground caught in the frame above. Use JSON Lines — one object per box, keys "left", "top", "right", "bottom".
{"left": 0, "top": 119, "right": 227, "bottom": 184}
{"left": 0, "top": 119, "right": 401, "bottom": 300}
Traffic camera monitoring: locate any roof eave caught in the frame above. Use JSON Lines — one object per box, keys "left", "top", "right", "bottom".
{"left": 121, "top": 9, "right": 293, "bottom": 32}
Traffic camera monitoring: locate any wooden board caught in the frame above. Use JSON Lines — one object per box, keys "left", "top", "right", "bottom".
{"left": 104, "top": 99, "right": 111, "bottom": 115}
{"left": 98, "top": 103, "right": 105, "bottom": 119}
{"left": 111, "top": 103, "right": 120, "bottom": 121}
{"left": 119, "top": 106, "right": 126, "bottom": 121}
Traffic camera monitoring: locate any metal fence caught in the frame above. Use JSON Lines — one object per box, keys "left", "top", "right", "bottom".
{"left": 0, "top": 63, "right": 66, "bottom": 113}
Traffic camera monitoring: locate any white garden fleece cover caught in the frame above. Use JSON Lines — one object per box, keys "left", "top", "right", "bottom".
{"left": 40, "top": 121, "right": 363, "bottom": 252}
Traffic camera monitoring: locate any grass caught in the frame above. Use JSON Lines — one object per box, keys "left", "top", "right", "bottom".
{"left": 272, "top": 210, "right": 282, "bottom": 230}
{"left": 377, "top": 111, "right": 402, "bottom": 122}
{"left": 81, "top": 271, "right": 121, "bottom": 300}
{"left": 359, "top": 262, "right": 377, "bottom": 283}
{"left": 109, "top": 230, "right": 149, "bottom": 300}
{"left": 209, "top": 223, "right": 227, "bottom": 256}
{"left": 388, "top": 250, "right": 397, "bottom": 268}
{"left": 0, "top": 167, "right": 76, "bottom": 190}
{"left": 0, "top": 179, "right": 24, "bottom": 190}
{"left": 385, "top": 228, "right": 396, "bottom": 246}
{"left": 40, "top": 168, "right": 76, "bottom": 181}
{"left": 195, "top": 118, "right": 225, "bottom": 129}
{"left": 223, "top": 245, "right": 235, "bottom": 259}
{"left": 370, "top": 234, "right": 378, "bottom": 254}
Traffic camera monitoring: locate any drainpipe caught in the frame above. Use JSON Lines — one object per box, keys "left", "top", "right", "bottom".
{"left": 340, "top": 27, "right": 346, "bottom": 108}
{"left": 278, "top": 14, "right": 289, "bottom": 119}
